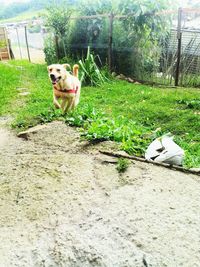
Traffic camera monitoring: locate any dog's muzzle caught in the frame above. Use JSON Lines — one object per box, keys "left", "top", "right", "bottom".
{"left": 50, "top": 74, "right": 61, "bottom": 85}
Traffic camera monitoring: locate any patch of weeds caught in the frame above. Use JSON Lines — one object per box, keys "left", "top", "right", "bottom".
{"left": 37, "top": 108, "right": 61, "bottom": 123}
{"left": 177, "top": 99, "right": 200, "bottom": 110}
{"left": 116, "top": 158, "right": 130, "bottom": 173}
{"left": 79, "top": 47, "right": 110, "bottom": 86}
{"left": 12, "top": 108, "right": 61, "bottom": 130}
{"left": 65, "top": 105, "right": 153, "bottom": 156}
{"left": 65, "top": 104, "right": 105, "bottom": 127}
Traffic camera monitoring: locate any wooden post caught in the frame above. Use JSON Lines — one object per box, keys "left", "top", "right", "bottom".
{"left": 24, "top": 26, "right": 31, "bottom": 62}
{"left": 175, "top": 7, "right": 182, "bottom": 86}
{"left": 108, "top": 13, "right": 114, "bottom": 72}
{"left": 4, "top": 27, "right": 11, "bottom": 60}
{"left": 8, "top": 39, "right": 14, "bottom": 59}
{"left": 55, "top": 34, "right": 59, "bottom": 60}
{"left": 16, "top": 27, "right": 22, "bottom": 59}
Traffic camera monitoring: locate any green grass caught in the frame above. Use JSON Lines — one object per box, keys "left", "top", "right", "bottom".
{"left": 0, "top": 9, "right": 45, "bottom": 23}
{"left": 0, "top": 60, "right": 200, "bottom": 168}
{"left": 0, "top": 62, "right": 21, "bottom": 115}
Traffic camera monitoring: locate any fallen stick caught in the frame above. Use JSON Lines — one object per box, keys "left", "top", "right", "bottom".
{"left": 99, "top": 150, "right": 200, "bottom": 176}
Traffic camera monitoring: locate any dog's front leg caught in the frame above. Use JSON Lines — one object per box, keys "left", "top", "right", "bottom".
{"left": 62, "top": 98, "right": 74, "bottom": 114}
{"left": 53, "top": 94, "right": 61, "bottom": 109}
{"left": 61, "top": 98, "right": 69, "bottom": 114}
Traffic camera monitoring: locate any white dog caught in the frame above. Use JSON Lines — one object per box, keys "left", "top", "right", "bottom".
{"left": 47, "top": 63, "right": 81, "bottom": 113}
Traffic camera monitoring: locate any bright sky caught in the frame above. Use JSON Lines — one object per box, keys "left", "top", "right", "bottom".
{"left": 0, "top": 0, "right": 28, "bottom": 5}
{"left": 0, "top": 0, "right": 197, "bottom": 7}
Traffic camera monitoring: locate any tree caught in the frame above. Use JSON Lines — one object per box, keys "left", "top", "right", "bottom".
{"left": 44, "top": 3, "right": 72, "bottom": 60}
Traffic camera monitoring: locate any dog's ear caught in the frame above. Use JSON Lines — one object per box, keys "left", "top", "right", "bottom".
{"left": 62, "top": 64, "right": 71, "bottom": 70}
{"left": 47, "top": 66, "right": 52, "bottom": 72}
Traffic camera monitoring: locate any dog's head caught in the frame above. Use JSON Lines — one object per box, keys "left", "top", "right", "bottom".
{"left": 47, "top": 64, "right": 71, "bottom": 85}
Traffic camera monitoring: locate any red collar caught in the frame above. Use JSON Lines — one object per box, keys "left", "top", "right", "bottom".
{"left": 53, "top": 85, "right": 78, "bottom": 94}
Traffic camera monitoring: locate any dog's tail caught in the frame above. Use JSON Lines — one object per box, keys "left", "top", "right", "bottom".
{"left": 73, "top": 64, "right": 79, "bottom": 78}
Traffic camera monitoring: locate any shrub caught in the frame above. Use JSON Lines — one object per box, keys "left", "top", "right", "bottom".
{"left": 43, "top": 36, "right": 57, "bottom": 65}
{"left": 79, "top": 47, "right": 109, "bottom": 86}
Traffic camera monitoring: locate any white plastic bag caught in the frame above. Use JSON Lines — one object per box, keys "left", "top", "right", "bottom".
{"left": 145, "top": 135, "right": 184, "bottom": 166}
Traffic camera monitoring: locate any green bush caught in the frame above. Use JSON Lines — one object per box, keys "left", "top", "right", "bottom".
{"left": 28, "top": 24, "right": 41, "bottom": 33}
{"left": 43, "top": 36, "right": 57, "bottom": 65}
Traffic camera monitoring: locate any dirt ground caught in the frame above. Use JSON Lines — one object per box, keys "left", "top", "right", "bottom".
{"left": 0, "top": 119, "right": 200, "bottom": 267}
{"left": 11, "top": 46, "right": 45, "bottom": 63}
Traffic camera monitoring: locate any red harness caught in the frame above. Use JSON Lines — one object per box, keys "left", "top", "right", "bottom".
{"left": 53, "top": 85, "right": 78, "bottom": 94}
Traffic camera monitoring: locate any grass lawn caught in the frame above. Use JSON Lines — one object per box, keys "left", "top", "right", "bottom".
{"left": 0, "top": 60, "right": 200, "bottom": 168}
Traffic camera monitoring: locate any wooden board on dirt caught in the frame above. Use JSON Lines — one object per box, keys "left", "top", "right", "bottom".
{"left": 0, "top": 27, "right": 10, "bottom": 61}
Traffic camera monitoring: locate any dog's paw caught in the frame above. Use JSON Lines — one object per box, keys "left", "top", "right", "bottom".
{"left": 54, "top": 103, "right": 61, "bottom": 109}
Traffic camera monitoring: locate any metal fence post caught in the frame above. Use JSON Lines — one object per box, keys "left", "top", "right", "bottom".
{"left": 16, "top": 27, "right": 22, "bottom": 59}
{"left": 24, "top": 26, "right": 31, "bottom": 62}
{"left": 175, "top": 7, "right": 182, "bottom": 86}
{"left": 108, "top": 13, "right": 114, "bottom": 72}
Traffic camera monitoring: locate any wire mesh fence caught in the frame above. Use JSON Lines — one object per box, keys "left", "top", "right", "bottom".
{"left": 3, "top": 7, "right": 200, "bottom": 87}
{"left": 6, "top": 23, "right": 45, "bottom": 63}
{"left": 178, "top": 8, "right": 200, "bottom": 87}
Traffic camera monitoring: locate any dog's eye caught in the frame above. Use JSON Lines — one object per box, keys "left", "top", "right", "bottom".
{"left": 57, "top": 69, "right": 61, "bottom": 72}
{"left": 49, "top": 68, "right": 52, "bottom": 72}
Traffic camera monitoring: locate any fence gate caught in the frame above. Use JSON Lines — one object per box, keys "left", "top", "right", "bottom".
{"left": 0, "top": 27, "right": 10, "bottom": 60}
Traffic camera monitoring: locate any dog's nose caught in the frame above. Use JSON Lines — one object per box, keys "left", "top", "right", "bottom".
{"left": 50, "top": 74, "right": 55, "bottom": 80}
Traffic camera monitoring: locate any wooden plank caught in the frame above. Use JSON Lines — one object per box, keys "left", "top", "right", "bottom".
{"left": 0, "top": 27, "right": 11, "bottom": 60}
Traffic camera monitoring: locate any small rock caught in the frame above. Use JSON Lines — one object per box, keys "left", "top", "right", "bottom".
{"left": 18, "top": 92, "right": 30, "bottom": 96}
{"left": 116, "top": 74, "right": 126, "bottom": 80}
{"left": 134, "top": 81, "right": 141, "bottom": 85}
{"left": 16, "top": 87, "right": 29, "bottom": 91}
{"left": 126, "top": 77, "right": 135, "bottom": 83}
{"left": 111, "top": 72, "right": 117, "bottom": 77}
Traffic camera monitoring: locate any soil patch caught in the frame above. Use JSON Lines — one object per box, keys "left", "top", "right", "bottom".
{"left": 0, "top": 121, "right": 199, "bottom": 267}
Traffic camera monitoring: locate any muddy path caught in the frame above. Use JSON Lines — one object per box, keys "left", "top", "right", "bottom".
{"left": 0, "top": 121, "right": 199, "bottom": 267}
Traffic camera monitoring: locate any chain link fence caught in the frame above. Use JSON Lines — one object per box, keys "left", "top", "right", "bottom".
{"left": 6, "top": 22, "right": 45, "bottom": 63}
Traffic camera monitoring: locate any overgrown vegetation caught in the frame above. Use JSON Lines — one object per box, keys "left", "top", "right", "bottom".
{"left": 43, "top": 0, "right": 173, "bottom": 79}
{"left": 79, "top": 47, "right": 110, "bottom": 86}
{"left": 116, "top": 158, "right": 130, "bottom": 173}
{"left": 0, "top": 60, "right": 199, "bottom": 169}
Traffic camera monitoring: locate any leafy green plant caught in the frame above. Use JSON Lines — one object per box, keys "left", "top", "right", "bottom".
{"left": 43, "top": 3, "right": 72, "bottom": 61}
{"left": 44, "top": 4, "right": 71, "bottom": 36}
{"left": 177, "top": 99, "right": 200, "bottom": 110}
{"left": 79, "top": 47, "right": 109, "bottom": 86}
{"left": 43, "top": 36, "right": 57, "bottom": 65}
{"left": 65, "top": 105, "right": 152, "bottom": 156}
{"left": 116, "top": 158, "right": 130, "bottom": 173}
